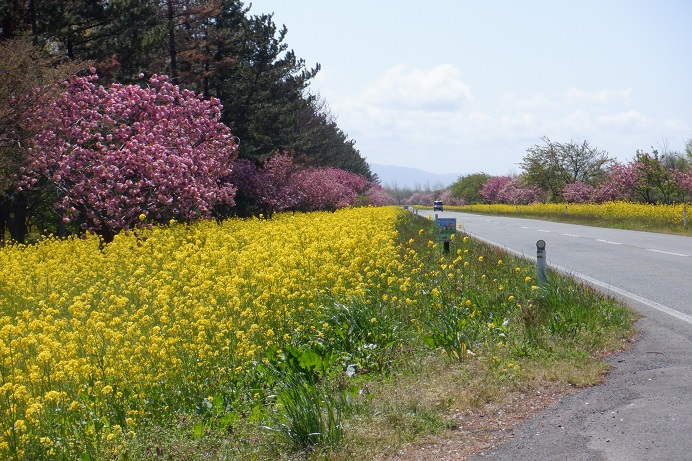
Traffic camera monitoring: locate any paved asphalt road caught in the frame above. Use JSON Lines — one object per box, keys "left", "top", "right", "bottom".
{"left": 421, "top": 210, "right": 692, "bottom": 461}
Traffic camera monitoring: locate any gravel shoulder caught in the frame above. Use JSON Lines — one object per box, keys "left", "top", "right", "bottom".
{"left": 386, "top": 313, "right": 692, "bottom": 461}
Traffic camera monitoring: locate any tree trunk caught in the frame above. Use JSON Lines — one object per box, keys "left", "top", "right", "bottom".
{"left": 0, "top": 200, "right": 7, "bottom": 243}
{"left": 8, "top": 192, "right": 28, "bottom": 243}
{"left": 167, "top": 0, "right": 178, "bottom": 84}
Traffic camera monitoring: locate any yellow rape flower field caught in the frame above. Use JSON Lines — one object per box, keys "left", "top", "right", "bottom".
{"left": 459, "top": 201, "right": 691, "bottom": 234}
{"left": 0, "top": 207, "right": 636, "bottom": 460}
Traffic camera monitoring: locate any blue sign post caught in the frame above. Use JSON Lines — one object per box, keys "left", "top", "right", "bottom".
{"left": 435, "top": 217, "right": 456, "bottom": 253}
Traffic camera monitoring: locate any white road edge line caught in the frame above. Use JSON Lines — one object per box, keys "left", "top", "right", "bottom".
{"left": 463, "top": 231, "right": 692, "bottom": 326}
{"left": 552, "top": 267, "right": 692, "bottom": 325}
{"left": 646, "top": 249, "right": 689, "bottom": 257}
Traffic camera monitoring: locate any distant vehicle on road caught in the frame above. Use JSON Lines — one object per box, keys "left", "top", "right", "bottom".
{"left": 433, "top": 200, "right": 443, "bottom": 212}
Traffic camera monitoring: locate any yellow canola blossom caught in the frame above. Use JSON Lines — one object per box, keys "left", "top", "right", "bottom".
{"left": 0, "top": 206, "right": 403, "bottom": 459}
{"left": 462, "top": 201, "right": 689, "bottom": 228}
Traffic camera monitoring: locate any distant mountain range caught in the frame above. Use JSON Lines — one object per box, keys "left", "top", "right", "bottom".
{"left": 369, "top": 163, "right": 461, "bottom": 189}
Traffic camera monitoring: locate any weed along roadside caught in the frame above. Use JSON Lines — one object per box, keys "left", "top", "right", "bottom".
{"left": 0, "top": 207, "right": 636, "bottom": 460}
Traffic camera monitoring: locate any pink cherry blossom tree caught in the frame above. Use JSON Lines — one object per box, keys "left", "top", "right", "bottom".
{"left": 479, "top": 176, "right": 512, "bottom": 203}
{"left": 290, "top": 167, "right": 354, "bottom": 212}
{"left": 254, "top": 153, "right": 302, "bottom": 215}
{"left": 562, "top": 182, "right": 595, "bottom": 203}
{"left": 231, "top": 152, "right": 385, "bottom": 215}
{"left": 407, "top": 191, "right": 435, "bottom": 206}
{"left": 290, "top": 167, "right": 373, "bottom": 212}
{"left": 497, "top": 177, "right": 545, "bottom": 204}
{"left": 591, "top": 162, "right": 636, "bottom": 203}
{"left": 21, "top": 71, "right": 239, "bottom": 241}
{"left": 674, "top": 171, "right": 692, "bottom": 201}
{"left": 361, "top": 183, "right": 396, "bottom": 206}
{"left": 437, "top": 188, "right": 465, "bottom": 206}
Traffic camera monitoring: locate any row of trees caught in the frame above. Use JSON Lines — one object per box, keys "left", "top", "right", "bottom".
{"left": 230, "top": 154, "right": 392, "bottom": 218}
{"left": 1, "top": 0, "right": 370, "bottom": 172}
{"left": 1, "top": 1, "right": 384, "bottom": 243}
{"left": 3, "top": 70, "right": 392, "bottom": 243}
{"left": 446, "top": 137, "right": 692, "bottom": 206}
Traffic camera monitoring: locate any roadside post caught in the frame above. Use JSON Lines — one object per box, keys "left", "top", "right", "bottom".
{"left": 536, "top": 239, "right": 547, "bottom": 285}
{"left": 435, "top": 217, "right": 456, "bottom": 254}
{"left": 684, "top": 204, "right": 688, "bottom": 229}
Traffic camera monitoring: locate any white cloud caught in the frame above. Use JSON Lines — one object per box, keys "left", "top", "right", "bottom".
{"left": 563, "top": 87, "right": 633, "bottom": 105}
{"left": 363, "top": 64, "right": 471, "bottom": 112}
{"left": 327, "top": 64, "right": 688, "bottom": 175}
{"left": 596, "top": 109, "right": 649, "bottom": 129}
{"left": 501, "top": 92, "right": 557, "bottom": 111}
{"left": 564, "top": 110, "right": 595, "bottom": 131}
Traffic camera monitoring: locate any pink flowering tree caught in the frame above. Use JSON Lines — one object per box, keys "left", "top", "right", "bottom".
{"left": 437, "top": 188, "right": 465, "bottom": 206}
{"left": 232, "top": 152, "right": 381, "bottom": 215}
{"left": 674, "top": 171, "right": 692, "bottom": 201}
{"left": 497, "top": 177, "right": 545, "bottom": 204}
{"left": 361, "top": 183, "right": 396, "bottom": 206}
{"left": 291, "top": 167, "right": 354, "bottom": 212}
{"left": 228, "top": 154, "right": 302, "bottom": 217}
{"left": 21, "top": 71, "right": 239, "bottom": 242}
{"left": 253, "top": 153, "right": 302, "bottom": 215}
{"left": 226, "top": 158, "right": 264, "bottom": 217}
{"left": 591, "top": 162, "right": 636, "bottom": 203}
{"left": 562, "top": 182, "right": 595, "bottom": 203}
{"left": 291, "top": 167, "right": 371, "bottom": 212}
{"left": 479, "top": 176, "right": 512, "bottom": 203}
{"left": 407, "top": 191, "right": 435, "bottom": 206}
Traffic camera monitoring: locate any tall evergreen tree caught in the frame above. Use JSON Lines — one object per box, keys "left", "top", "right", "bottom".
{"left": 292, "top": 94, "right": 374, "bottom": 180}
{"left": 209, "top": 7, "right": 319, "bottom": 162}
{"left": 2, "top": 0, "right": 377, "bottom": 233}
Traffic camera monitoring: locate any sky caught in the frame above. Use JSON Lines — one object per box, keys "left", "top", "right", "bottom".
{"left": 246, "top": 0, "right": 692, "bottom": 176}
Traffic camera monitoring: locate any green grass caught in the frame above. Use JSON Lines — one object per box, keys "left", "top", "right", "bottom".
{"left": 106, "top": 212, "right": 637, "bottom": 460}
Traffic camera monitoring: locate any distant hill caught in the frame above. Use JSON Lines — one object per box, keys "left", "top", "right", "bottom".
{"left": 369, "top": 163, "right": 460, "bottom": 189}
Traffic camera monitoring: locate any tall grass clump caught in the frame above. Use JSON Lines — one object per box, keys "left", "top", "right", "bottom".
{"left": 271, "top": 372, "right": 346, "bottom": 449}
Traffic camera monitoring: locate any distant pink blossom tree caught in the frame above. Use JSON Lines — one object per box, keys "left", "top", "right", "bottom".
{"left": 254, "top": 153, "right": 302, "bottom": 214}
{"left": 674, "top": 171, "right": 692, "bottom": 200}
{"left": 590, "top": 162, "right": 636, "bottom": 203}
{"left": 291, "top": 167, "right": 372, "bottom": 212}
{"left": 226, "top": 158, "right": 265, "bottom": 216}
{"left": 479, "top": 176, "right": 512, "bottom": 203}
{"left": 497, "top": 177, "right": 544, "bottom": 204}
{"left": 437, "top": 188, "right": 465, "bottom": 206}
{"left": 562, "top": 182, "right": 595, "bottom": 203}
{"left": 407, "top": 191, "right": 434, "bottom": 206}
{"left": 232, "top": 152, "right": 382, "bottom": 214}
{"left": 21, "top": 71, "right": 238, "bottom": 241}
{"left": 362, "top": 183, "right": 396, "bottom": 206}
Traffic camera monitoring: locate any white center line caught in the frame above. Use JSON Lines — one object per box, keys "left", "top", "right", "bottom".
{"left": 562, "top": 234, "right": 580, "bottom": 237}
{"left": 537, "top": 229, "right": 551, "bottom": 233}
{"left": 647, "top": 249, "right": 689, "bottom": 257}
{"left": 597, "top": 239, "right": 622, "bottom": 245}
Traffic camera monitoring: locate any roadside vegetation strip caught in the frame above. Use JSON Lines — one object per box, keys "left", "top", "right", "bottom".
{"left": 456, "top": 201, "right": 691, "bottom": 234}
{"left": 0, "top": 207, "right": 637, "bottom": 460}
